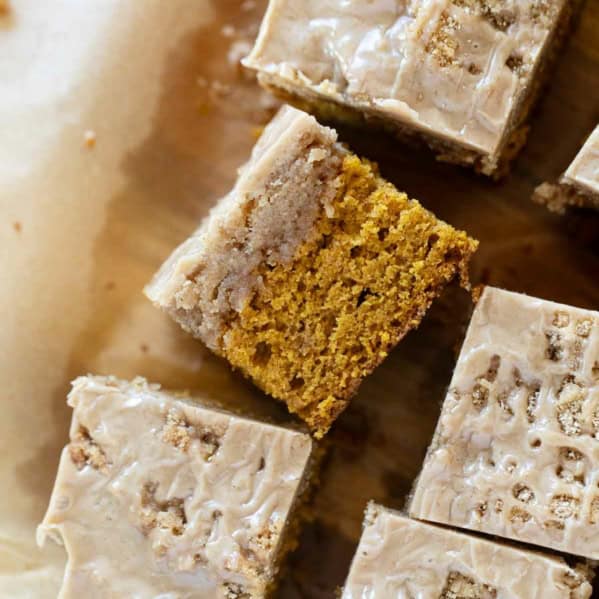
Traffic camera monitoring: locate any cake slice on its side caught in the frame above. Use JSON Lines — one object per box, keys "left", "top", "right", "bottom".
{"left": 343, "top": 504, "right": 592, "bottom": 598}
{"left": 534, "top": 125, "right": 599, "bottom": 213}
{"left": 37, "top": 376, "right": 316, "bottom": 599}
{"left": 244, "top": 0, "right": 579, "bottom": 176}
{"left": 145, "top": 105, "right": 478, "bottom": 438}
{"left": 410, "top": 286, "right": 599, "bottom": 559}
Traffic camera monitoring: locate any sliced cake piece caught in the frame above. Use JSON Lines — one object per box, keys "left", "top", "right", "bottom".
{"left": 534, "top": 125, "right": 599, "bottom": 213}
{"left": 343, "top": 504, "right": 592, "bottom": 598}
{"left": 410, "top": 286, "right": 599, "bottom": 559}
{"left": 243, "top": 0, "right": 578, "bottom": 176}
{"left": 37, "top": 376, "right": 316, "bottom": 599}
{"left": 145, "top": 105, "right": 478, "bottom": 438}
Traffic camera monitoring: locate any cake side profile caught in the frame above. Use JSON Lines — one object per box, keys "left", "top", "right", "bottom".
{"left": 534, "top": 125, "right": 599, "bottom": 213}
{"left": 37, "top": 376, "right": 315, "bottom": 599}
{"left": 244, "top": 0, "right": 577, "bottom": 176}
{"left": 146, "top": 105, "right": 344, "bottom": 353}
{"left": 146, "top": 105, "right": 478, "bottom": 438}
{"left": 410, "top": 286, "right": 599, "bottom": 559}
{"left": 343, "top": 504, "right": 592, "bottom": 598}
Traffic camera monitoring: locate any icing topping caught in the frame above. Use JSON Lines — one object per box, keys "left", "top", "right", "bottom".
{"left": 410, "top": 287, "right": 599, "bottom": 559}
{"left": 343, "top": 504, "right": 592, "bottom": 598}
{"left": 37, "top": 376, "right": 313, "bottom": 598}
{"left": 244, "top": 0, "right": 567, "bottom": 157}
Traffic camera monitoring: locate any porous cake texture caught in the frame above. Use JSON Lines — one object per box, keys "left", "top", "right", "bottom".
{"left": 410, "top": 286, "right": 599, "bottom": 559}
{"left": 534, "top": 125, "right": 599, "bottom": 213}
{"left": 343, "top": 504, "right": 592, "bottom": 598}
{"left": 244, "top": 0, "right": 575, "bottom": 176}
{"left": 37, "top": 376, "right": 315, "bottom": 599}
{"left": 145, "top": 106, "right": 477, "bottom": 438}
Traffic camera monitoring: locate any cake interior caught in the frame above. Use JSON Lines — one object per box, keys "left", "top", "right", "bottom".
{"left": 219, "top": 154, "right": 477, "bottom": 437}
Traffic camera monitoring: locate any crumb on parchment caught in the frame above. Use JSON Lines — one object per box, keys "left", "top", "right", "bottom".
{"left": 84, "top": 130, "right": 97, "bottom": 148}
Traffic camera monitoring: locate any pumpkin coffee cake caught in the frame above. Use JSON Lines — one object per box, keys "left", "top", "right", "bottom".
{"left": 534, "top": 125, "right": 599, "bottom": 213}
{"left": 410, "top": 286, "right": 599, "bottom": 559}
{"left": 146, "top": 105, "right": 478, "bottom": 438}
{"left": 38, "top": 376, "right": 316, "bottom": 598}
{"left": 343, "top": 504, "right": 592, "bottom": 598}
{"left": 244, "top": 0, "right": 579, "bottom": 176}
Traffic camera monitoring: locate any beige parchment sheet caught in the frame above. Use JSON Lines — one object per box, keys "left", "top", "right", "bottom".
{"left": 1, "top": 1, "right": 598, "bottom": 598}
{"left": 0, "top": 2, "right": 218, "bottom": 596}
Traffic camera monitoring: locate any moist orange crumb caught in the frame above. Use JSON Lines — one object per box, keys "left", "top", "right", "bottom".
{"left": 222, "top": 155, "right": 477, "bottom": 437}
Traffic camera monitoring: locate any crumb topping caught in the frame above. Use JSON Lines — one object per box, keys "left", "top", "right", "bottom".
{"left": 426, "top": 12, "right": 460, "bottom": 67}
{"left": 223, "top": 582, "right": 252, "bottom": 599}
{"left": 440, "top": 571, "right": 497, "bottom": 599}
{"left": 69, "top": 426, "right": 109, "bottom": 473}
{"left": 162, "top": 408, "right": 222, "bottom": 460}
{"left": 452, "top": 0, "right": 516, "bottom": 31}
{"left": 139, "top": 481, "right": 187, "bottom": 538}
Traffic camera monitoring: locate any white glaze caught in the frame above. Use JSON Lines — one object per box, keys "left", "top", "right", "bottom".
{"left": 343, "top": 504, "right": 592, "bottom": 598}
{"left": 37, "top": 376, "right": 313, "bottom": 598}
{"left": 410, "top": 286, "right": 599, "bottom": 559}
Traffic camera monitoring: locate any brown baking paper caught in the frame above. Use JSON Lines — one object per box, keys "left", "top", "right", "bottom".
{"left": 1, "top": 1, "right": 598, "bottom": 597}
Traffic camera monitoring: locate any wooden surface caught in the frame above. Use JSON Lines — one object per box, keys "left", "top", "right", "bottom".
{"left": 2, "top": 1, "right": 599, "bottom": 597}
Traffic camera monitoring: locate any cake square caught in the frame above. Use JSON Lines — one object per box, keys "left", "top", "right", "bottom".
{"left": 410, "top": 286, "right": 599, "bottom": 559}
{"left": 343, "top": 504, "right": 592, "bottom": 598}
{"left": 534, "top": 125, "right": 599, "bottom": 213}
{"left": 145, "top": 105, "right": 477, "bottom": 438}
{"left": 37, "top": 376, "right": 315, "bottom": 599}
{"left": 563, "top": 125, "right": 599, "bottom": 199}
{"left": 244, "top": 0, "right": 576, "bottom": 176}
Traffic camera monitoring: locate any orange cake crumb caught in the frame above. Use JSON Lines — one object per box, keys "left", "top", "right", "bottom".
{"left": 223, "top": 155, "right": 476, "bottom": 436}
